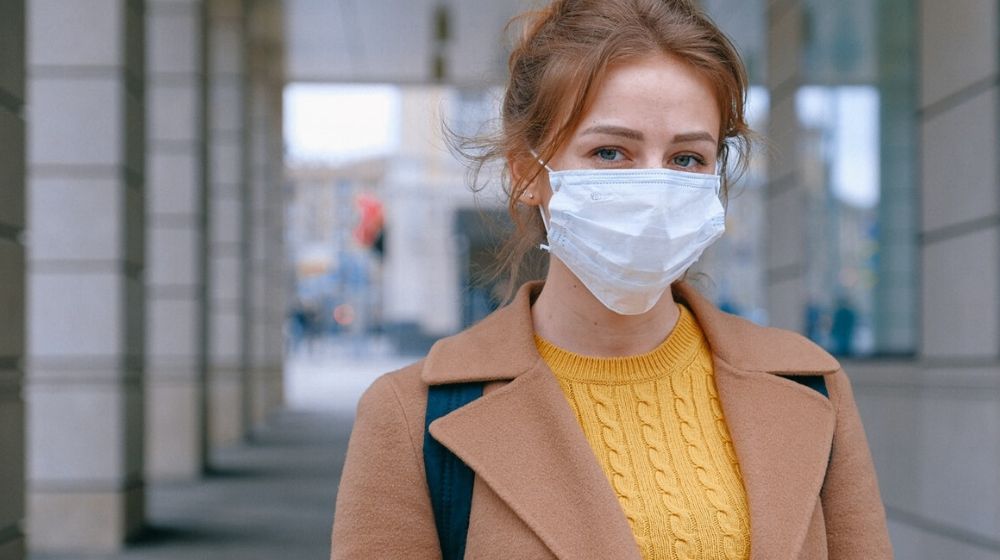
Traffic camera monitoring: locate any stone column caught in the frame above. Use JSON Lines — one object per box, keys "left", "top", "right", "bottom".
{"left": 25, "top": 0, "right": 147, "bottom": 552}
{"left": 0, "top": 1, "right": 26, "bottom": 559}
{"left": 917, "top": 0, "right": 999, "bottom": 362}
{"left": 208, "top": 0, "right": 250, "bottom": 447}
{"left": 145, "top": 0, "right": 209, "bottom": 481}
{"left": 248, "top": 36, "right": 286, "bottom": 426}
{"left": 763, "top": 0, "right": 808, "bottom": 331}
{"left": 263, "top": 85, "right": 287, "bottom": 417}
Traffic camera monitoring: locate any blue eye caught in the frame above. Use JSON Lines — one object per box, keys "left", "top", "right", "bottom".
{"left": 595, "top": 148, "right": 622, "bottom": 161}
{"left": 673, "top": 154, "right": 702, "bottom": 168}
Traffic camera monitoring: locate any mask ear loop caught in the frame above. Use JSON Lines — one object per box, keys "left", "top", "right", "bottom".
{"left": 529, "top": 149, "right": 555, "bottom": 252}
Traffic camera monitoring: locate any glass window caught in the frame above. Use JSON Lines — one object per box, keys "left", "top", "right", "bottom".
{"left": 703, "top": 0, "right": 917, "bottom": 357}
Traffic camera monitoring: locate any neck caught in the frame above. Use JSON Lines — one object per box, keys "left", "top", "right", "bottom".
{"left": 531, "top": 258, "right": 680, "bottom": 357}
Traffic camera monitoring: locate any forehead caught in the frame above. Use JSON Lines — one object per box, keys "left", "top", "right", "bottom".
{"left": 574, "top": 53, "right": 721, "bottom": 139}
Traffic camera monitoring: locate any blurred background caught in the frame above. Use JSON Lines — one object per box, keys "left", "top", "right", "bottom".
{"left": 0, "top": 0, "right": 997, "bottom": 558}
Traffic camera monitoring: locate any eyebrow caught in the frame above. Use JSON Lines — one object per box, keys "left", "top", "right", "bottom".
{"left": 672, "top": 131, "right": 718, "bottom": 145}
{"left": 580, "top": 125, "right": 717, "bottom": 145}
{"left": 580, "top": 125, "right": 644, "bottom": 141}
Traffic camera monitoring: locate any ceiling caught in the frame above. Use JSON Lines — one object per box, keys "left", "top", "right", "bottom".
{"left": 283, "top": 0, "right": 765, "bottom": 86}
{"left": 285, "top": 0, "right": 535, "bottom": 85}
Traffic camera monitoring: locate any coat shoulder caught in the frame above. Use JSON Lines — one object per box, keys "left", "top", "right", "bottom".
{"left": 705, "top": 308, "right": 842, "bottom": 376}
{"left": 358, "top": 360, "right": 431, "bottom": 447}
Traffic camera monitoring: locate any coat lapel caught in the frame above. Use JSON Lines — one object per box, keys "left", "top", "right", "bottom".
{"left": 712, "top": 358, "right": 835, "bottom": 559}
{"left": 423, "top": 281, "right": 841, "bottom": 559}
{"left": 675, "top": 283, "right": 839, "bottom": 559}
{"left": 429, "top": 359, "right": 642, "bottom": 559}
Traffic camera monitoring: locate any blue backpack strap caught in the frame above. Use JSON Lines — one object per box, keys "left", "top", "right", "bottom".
{"left": 424, "top": 382, "right": 484, "bottom": 560}
{"left": 783, "top": 374, "right": 829, "bottom": 398}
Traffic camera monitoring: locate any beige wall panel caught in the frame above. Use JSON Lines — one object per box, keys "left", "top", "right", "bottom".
{"left": 849, "top": 371, "right": 923, "bottom": 517}
{"left": 28, "top": 274, "right": 123, "bottom": 358}
{"left": 27, "top": 385, "right": 129, "bottom": 481}
{"left": 919, "top": 0, "right": 999, "bottom": 108}
{"left": 209, "top": 82, "right": 244, "bottom": 132}
{"left": 914, "top": 391, "right": 1000, "bottom": 538}
{"left": 920, "top": 89, "right": 999, "bottom": 233}
{"left": 27, "top": 79, "right": 123, "bottom": 166}
{"left": 28, "top": 0, "right": 123, "bottom": 67}
{"left": 149, "top": 4, "right": 199, "bottom": 74}
{"left": 149, "top": 151, "right": 200, "bottom": 215}
{"left": 921, "top": 229, "right": 1000, "bottom": 359}
{"left": 210, "top": 141, "right": 243, "bottom": 186}
{"left": 150, "top": 84, "right": 200, "bottom": 143}
{"left": 765, "top": 274, "right": 805, "bottom": 332}
{"left": 209, "top": 372, "right": 243, "bottom": 446}
{"left": 766, "top": 0, "right": 801, "bottom": 89}
{"left": 889, "top": 517, "right": 1000, "bottom": 560}
{"left": 210, "top": 194, "right": 242, "bottom": 244}
{"left": 146, "top": 380, "right": 200, "bottom": 479}
{"left": 211, "top": 310, "right": 242, "bottom": 361}
{"left": 210, "top": 25, "right": 244, "bottom": 76}
{"left": 148, "top": 298, "right": 200, "bottom": 359}
{"left": 765, "top": 92, "right": 799, "bottom": 179}
{"left": 210, "top": 255, "right": 242, "bottom": 302}
{"left": 148, "top": 226, "right": 199, "bottom": 286}
{"left": 28, "top": 486, "right": 144, "bottom": 552}
{"left": 28, "top": 178, "right": 123, "bottom": 262}
{"left": 764, "top": 187, "right": 805, "bottom": 273}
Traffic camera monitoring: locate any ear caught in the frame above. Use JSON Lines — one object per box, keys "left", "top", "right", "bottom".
{"left": 508, "top": 151, "right": 547, "bottom": 207}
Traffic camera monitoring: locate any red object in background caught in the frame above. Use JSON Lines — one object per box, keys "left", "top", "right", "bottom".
{"left": 353, "top": 193, "right": 384, "bottom": 248}
{"left": 333, "top": 304, "right": 356, "bottom": 326}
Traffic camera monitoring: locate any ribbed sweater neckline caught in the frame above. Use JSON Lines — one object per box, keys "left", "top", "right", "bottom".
{"left": 534, "top": 304, "right": 704, "bottom": 385}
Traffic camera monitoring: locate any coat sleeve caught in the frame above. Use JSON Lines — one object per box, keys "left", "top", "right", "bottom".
{"left": 331, "top": 374, "right": 442, "bottom": 560}
{"left": 821, "top": 369, "right": 894, "bottom": 559}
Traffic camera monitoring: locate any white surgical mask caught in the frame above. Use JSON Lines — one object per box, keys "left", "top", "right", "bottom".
{"left": 537, "top": 159, "right": 726, "bottom": 315}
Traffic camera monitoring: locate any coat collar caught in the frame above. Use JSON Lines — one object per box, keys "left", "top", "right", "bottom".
{"left": 424, "top": 280, "right": 839, "bottom": 559}
{"left": 422, "top": 281, "right": 840, "bottom": 385}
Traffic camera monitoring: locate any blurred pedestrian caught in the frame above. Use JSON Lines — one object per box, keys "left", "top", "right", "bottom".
{"left": 831, "top": 295, "right": 858, "bottom": 356}
{"left": 332, "top": 1, "right": 891, "bottom": 558}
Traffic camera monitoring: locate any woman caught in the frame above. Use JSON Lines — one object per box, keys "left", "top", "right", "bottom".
{"left": 331, "top": 0, "right": 892, "bottom": 558}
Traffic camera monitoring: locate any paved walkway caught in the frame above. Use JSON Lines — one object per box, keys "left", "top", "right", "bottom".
{"left": 31, "top": 343, "right": 417, "bottom": 560}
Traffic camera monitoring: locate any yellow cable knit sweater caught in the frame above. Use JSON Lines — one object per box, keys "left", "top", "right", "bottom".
{"left": 535, "top": 304, "right": 751, "bottom": 560}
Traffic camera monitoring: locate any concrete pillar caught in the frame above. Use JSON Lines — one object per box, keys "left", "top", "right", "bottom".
{"left": 145, "top": 0, "right": 209, "bottom": 481}
{"left": 208, "top": 0, "right": 250, "bottom": 447}
{"left": 247, "top": 22, "right": 286, "bottom": 426}
{"left": 250, "top": 74, "right": 284, "bottom": 425}
{"left": 25, "top": 0, "right": 147, "bottom": 552}
{"left": 263, "top": 87, "right": 287, "bottom": 417}
{"left": 764, "top": 0, "right": 807, "bottom": 330}
{"left": 0, "top": 2, "right": 26, "bottom": 559}
{"left": 917, "top": 0, "right": 999, "bottom": 361}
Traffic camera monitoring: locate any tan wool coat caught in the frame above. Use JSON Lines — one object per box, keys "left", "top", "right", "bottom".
{"left": 331, "top": 282, "right": 893, "bottom": 559}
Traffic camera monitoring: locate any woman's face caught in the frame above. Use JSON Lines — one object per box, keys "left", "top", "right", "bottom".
{"left": 531, "top": 52, "right": 722, "bottom": 202}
